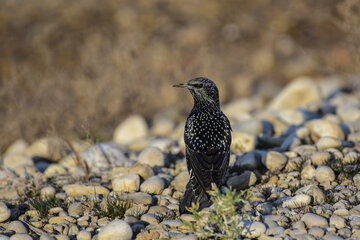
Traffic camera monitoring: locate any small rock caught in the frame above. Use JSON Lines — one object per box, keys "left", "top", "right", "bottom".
{"left": 311, "top": 151, "right": 331, "bottom": 166}
{"left": 161, "top": 219, "right": 182, "bottom": 227}
{"left": 238, "top": 220, "right": 266, "bottom": 238}
{"left": 76, "top": 230, "right": 91, "bottom": 240}
{"left": 231, "top": 132, "right": 257, "bottom": 153}
{"left": 232, "top": 119, "right": 273, "bottom": 136}
{"left": 112, "top": 173, "right": 140, "bottom": 193}
{"left": 0, "top": 202, "right": 10, "bottom": 223}
{"left": 227, "top": 170, "right": 257, "bottom": 190}
{"left": 9, "top": 234, "right": 33, "bottom": 240}
{"left": 329, "top": 215, "right": 345, "bottom": 229}
{"left": 268, "top": 77, "right": 321, "bottom": 110}
{"left": 7, "top": 221, "right": 27, "bottom": 234}
{"left": 0, "top": 235, "right": 9, "bottom": 240}
{"left": 140, "top": 176, "right": 166, "bottom": 194}
{"left": 4, "top": 139, "right": 28, "bottom": 156}
{"left": 138, "top": 147, "right": 166, "bottom": 167}
{"left": 306, "top": 119, "right": 345, "bottom": 142}
{"left": 315, "top": 166, "right": 335, "bottom": 183}
{"left": 3, "top": 154, "right": 34, "bottom": 170}
{"left": 123, "top": 192, "right": 154, "bottom": 205}
{"left": 322, "top": 234, "right": 344, "bottom": 240}
{"left": 261, "top": 151, "right": 287, "bottom": 172}
{"left": 127, "top": 163, "right": 154, "bottom": 180}
{"left": 282, "top": 194, "right": 311, "bottom": 208}
{"left": 316, "top": 137, "right": 342, "bottom": 150}
{"left": 40, "top": 186, "right": 56, "bottom": 199}
{"left": 63, "top": 184, "right": 109, "bottom": 197}
{"left": 49, "top": 216, "right": 76, "bottom": 224}
{"left": 354, "top": 174, "right": 360, "bottom": 189}
{"left": 232, "top": 151, "right": 262, "bottom": 171}
{"left": 171, "top": 171, "right": 189, "bottom": 191}
{"left": 151, "top": 118, "right": 175, "bottom": 137}
{"left": 301, "top": 165, "right": 316, "bottom": 180}
{"left": 68, "top": 202, "right": 85, "bottom": 217}
{"left": 296, "top": 185, "right": 325, "bottom": 204}
{"left": 113, "top": 115, "right": 148, "bottom": 144}
{"left": 301, "top": 213, "right": 328, "bottom": 227}
{"left": 25, "top": 137, "right": 67, "bottom": 161}
{"left": 140, "top": 213, "right": 159, "bottom": 225}
{"left": 308, "top": 227, "right": 325, "bottom": 239}
{"left": 82, "top": 143, "right": 131, "bottom": 173}
{"left": 98, "top": 219, "right": 132, "bottom": 240}
{"left": 343, "top": 152, "right": 360, "bottom": 165}
{"left": 43, "top": 164, "right": 67, "bottom": 178}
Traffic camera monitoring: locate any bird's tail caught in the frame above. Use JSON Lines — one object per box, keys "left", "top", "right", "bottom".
{"left": 179, "top": 178, "right": 212, "bottom": 214}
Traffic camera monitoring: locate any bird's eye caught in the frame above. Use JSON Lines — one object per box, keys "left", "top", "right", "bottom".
{"left": 193, "top": 83, "right": 203, "bottom": 88}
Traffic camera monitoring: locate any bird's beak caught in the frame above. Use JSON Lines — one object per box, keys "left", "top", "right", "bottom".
{"left": 172, "top": 83, "right": 188, "bottom": 88}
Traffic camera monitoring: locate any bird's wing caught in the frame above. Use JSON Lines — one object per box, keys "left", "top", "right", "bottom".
{"left": 186, "top": 147, "right": 230, "bottom": 191}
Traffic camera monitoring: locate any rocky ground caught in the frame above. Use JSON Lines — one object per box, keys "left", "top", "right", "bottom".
{"left": 1, "top": 77, "right": 360, "bottom": 240}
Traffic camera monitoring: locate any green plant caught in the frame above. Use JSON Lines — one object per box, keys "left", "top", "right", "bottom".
{"left": 182, "top": 186, "right": 251, "bottom": 239}
{"left": 91, "top": 194, "right": 132, "bottom": 219}
{"left": 28, "top": 195, "right": 64, "bottom": 218}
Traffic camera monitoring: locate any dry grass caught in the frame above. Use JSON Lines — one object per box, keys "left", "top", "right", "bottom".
{"left": 0, "top": 0, "right": 357, "bottom": 149}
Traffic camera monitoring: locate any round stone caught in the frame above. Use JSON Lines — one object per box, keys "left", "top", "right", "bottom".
{"left": 0, "top": 202, "right": 10, "bottom": 223}
{"left": 140, "top": 176, "right": 166, "bottom": 194}
{"left": 9, "top": 234, "right": 33, "bottom": 240}
{"left": 296, "top": 185, "right": 325, "bottom": 205}
{"left": 301, "top": 213, "right": 328, "bottom": 228}
{"left": 282, "top": 194, "right": 311, "bottom": 209}
{"left": 171, "top": 171, "right": 189, "bottom": 191}
{"left": 3, "top": 154, "right": 33, "bottom": 170}
{"left": 127, "top": 163, "right": 154, "bottom": 180}
{"left": 7, "top": 221, "right": 27, "bottom": 234}
{"left": 63, "top": 184, "right": 109, "bottom": 197}
{"left": 98, "top": 219, "right": 132, "bottom": 240}
{"left": 306, "top": 119, "right": 345, "bottom": 142}
{"left": 301, "top": 165, "right": 316, "bottom": 180}
{"left": 230, "top": 132, "right": 257, "bottom": 153}
{"left": 261, "top": 151, "right": 288, "bottom": 172}
{"left": 40, "top": 186, "right": 56, "bottom": 199}
{"left": 238, "top": 221, "right": 266, "bottom": 238}
{"left": 112, "top": 173, "right": 140, "bottom": 193}
{"left": 311, "top": 151, "right": 331, "bottom": 166}
{"left": 329, "top": 215, "right": 345, "bottom": 229}
{"left": 315, "top": 166, "right": 335, "bottom": 183}
{"left": 137, "top": 147, "right": 166, "bottom": 167}
{"left": 226, "top": 170, "right": 257, "bottom": 190}
{"left": 113, "top": 115, "right": 148, "bottom": 144}
{"left": 0, "top": 234, "right": 10, "bottom": 240}
{"left": 76, "top": 230, "right": 91, "bottom": 240}
{"left": 316, "top": 137, "right": 342, "bottom": 150}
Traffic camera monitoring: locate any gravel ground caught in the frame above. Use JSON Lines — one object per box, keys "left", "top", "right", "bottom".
{"left": 1, "top": 77, "right": 360, "bottom": 239}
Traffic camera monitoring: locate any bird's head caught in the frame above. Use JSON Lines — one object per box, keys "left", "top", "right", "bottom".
{"left": 173, "top": 77, "right": 220, "bottom": 107}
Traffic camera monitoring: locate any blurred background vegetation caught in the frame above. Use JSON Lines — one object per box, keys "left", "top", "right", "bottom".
{"left": 0, "top": 0, "right": 359, "bottom": 149}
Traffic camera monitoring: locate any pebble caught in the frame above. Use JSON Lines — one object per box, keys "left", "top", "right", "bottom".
{"left": 127, "top": 163, "right": 154, "bottom": 180}
{"left": 40, "top": 186, "right": 56, "bottom": 198}
{"left": 306, "top": 119, "right": 345, "bottom": 142}
{"left": 227, "top": 170, "right": 257, "bottom": 190}
{"left": 9, "top": 234, "right": 33, "bottom": 240}
{"left": 63, "top": 184, "right": 109, "bottom": 197}
{"left": 302, "top": 213, "right": 328, "bottom": 227}
{"left": 231, "top": 132, "right": 257, "bottom": 153}
{"left": 308, "top": 227, "right": 325, "bottom": 239}
{"left": 0, "top": 235, "right": 9, "bottom": 240}
{"left": 3, "top": 154, "right": 34, "bottom": 170}
{"left": 0, "top": 202, "right": 10, "bottom": 223}
{"left": 316, "top": 137, "right": 342, "bottom": 150}
{"left": 25, "top": 137, "right": 67, "bottom": 161}
{"left": 113, "top": 114, "right": 148, "bottom": 144}
{"left": 82, "top": 143, "right": 131, "bottom": 172}
{"left": 7, "top": 220, "right": 27, "bottom": 234}
{"left": 329, "top": 215, "right": 345, "bottom": 229}
{"left": 233, "top": 151, "right": 262, "bottom": 171}
{"left": 301, "top": 165, "right": 316, "bottom": 180}
{"left": 315, "top": 166, "right": 335, "bottom": 183}
{"left": 68, "top": 202, "right": 85, "bottom": 217}
{"left": 112, "top": 173, "right": 140, "bottom": 193}
{"left": 137, "top": 147, "right": 166, "bottom": 167}
{"left": 311, "top": 151, "right": 331, "bottom": 166}
{"left": 171, "top": 171, "right": 189, "bottom": 191}
{"left": 238, "top": 220, "right": 266, "bottom": 238}
{"left": 140, "top": 176, "right": 166, "bottom": 194}
{"left": 43, "top": 164, "right": 67, "bottom": 178}
{"left": 122, "top": 192, "right": 154, "bottom": 205}
{"left": 261, "top": 151, "right": 287, "bottom": 172}
{"left": 282, "top": 194, "right": 311, "bottom": 208}
{"left": 296, "top": 185, "right": 325, "bottom": 204}
{"left": 268, "top": 77, "right": 321, "bottom": 110}
{"left": 140, "top": 213, "right": 159, "bottom": 225}
{"left": 76, "top": 230, "right": 91, "bottom": 240}
{"left": 354, "top": 174, "right": 360, "bottom": 189}
{"left": 4, "top": 139, "right": 28, "bottom": 156}
{"left": 98, "top": 219, "right": 132, "bottom": 240}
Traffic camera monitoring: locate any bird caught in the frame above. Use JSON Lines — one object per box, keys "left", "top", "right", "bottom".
{"left": 173, "top": 77, "right": 232, "bottom": 213}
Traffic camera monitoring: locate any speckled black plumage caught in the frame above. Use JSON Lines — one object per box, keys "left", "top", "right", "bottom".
{"left": 173, "top": 77, "right": 232, "bottom": 213}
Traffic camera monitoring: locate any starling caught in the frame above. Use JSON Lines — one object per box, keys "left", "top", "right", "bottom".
{"left": 173, "top": 77, "right": 232, "bottom": 213}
